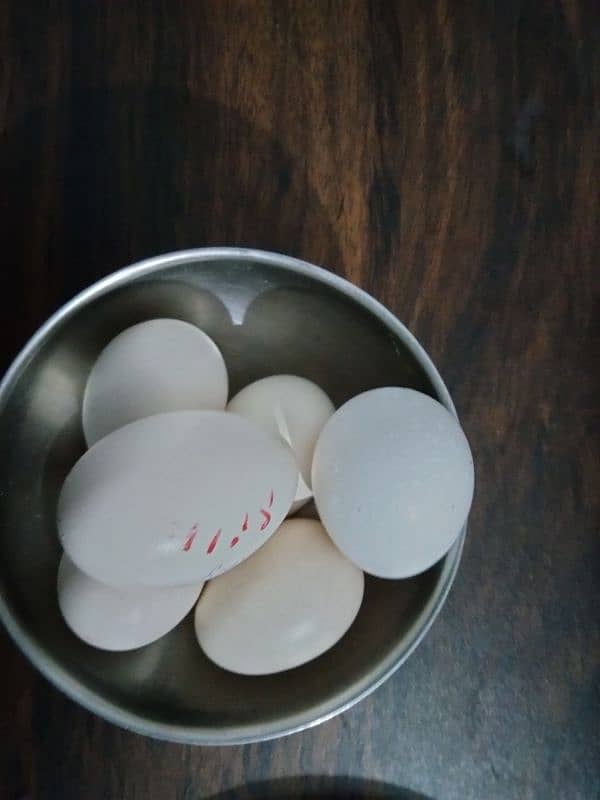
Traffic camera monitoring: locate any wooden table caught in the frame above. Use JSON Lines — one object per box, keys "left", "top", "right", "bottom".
{"left": 1, "top": 2, "right": 598, "bottom": 799}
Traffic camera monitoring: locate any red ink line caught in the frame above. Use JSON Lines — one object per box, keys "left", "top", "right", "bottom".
{"left": 260, "top": 509, "right": 271, "bottom": 530}
{"left": 242, "top": 513, "right": 249, "bottom": 532}
{"left": 206, "top": 529, "right": 221, "bottom": 555}
{"left": 268, "top": 489, "right": 274, "bottom": 508}
{"left": 230, "top": 536, "right": 240, "bottom": 548}
{"left": 182, "top": 524, "right": 198, "bottom": 552}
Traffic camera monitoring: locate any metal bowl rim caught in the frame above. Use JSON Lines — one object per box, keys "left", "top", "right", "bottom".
{"left": 0, "top": 247, "right": 466, "bottom": 745}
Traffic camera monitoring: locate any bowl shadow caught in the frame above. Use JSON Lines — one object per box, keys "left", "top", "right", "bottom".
{"left": 205, "top": 776, "right": 434, "bottom": 800}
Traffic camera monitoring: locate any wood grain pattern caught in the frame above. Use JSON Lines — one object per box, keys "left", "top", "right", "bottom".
{"left": 1, "top": 2, "right": 598, "bottom": 799}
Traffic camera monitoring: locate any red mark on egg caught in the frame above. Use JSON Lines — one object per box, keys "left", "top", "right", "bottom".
{"left": 203, "top": 488, "right": 274, "bottom": 552}
{"left": 182, "top": 524, "right": 198, "bottom": 552}
{"left": 206, "top": 529, "right": 221, "bottom": 555}
{"left": 260, "top": 509, "right": 272, "bottom": 530}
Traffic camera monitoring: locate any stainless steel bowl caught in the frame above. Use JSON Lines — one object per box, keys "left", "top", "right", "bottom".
{"left": 0, "top": 248, "right": 466, "bottom": 745}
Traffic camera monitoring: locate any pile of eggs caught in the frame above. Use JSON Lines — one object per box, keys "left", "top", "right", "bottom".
{"left": 56, "top": 318, "right": 474, "bottom": 675}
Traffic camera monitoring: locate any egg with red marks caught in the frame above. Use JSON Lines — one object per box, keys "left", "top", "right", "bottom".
{"left": 58, "top": 411, "right": 299, "bottom": 587}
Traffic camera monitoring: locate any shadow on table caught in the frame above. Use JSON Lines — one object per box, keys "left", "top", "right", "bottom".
{"left": 205, "top": 775, "right": 433, "bottom": 800}
{"left": 1, "top": 86, "right": 344, "bottom": 374}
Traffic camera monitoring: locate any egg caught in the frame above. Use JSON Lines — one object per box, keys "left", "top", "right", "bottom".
{"left": 312, "top": 387, "right": 474, "bottom": 578}
{"left": 57, "top": 553, "right": 203, "bottom": 651}
{"left": 194, "top": 518, "right": 364, "bottom": 675}
{"left": 58, "top": 410, "right": 299, "bottom": 587}
{"left": 82, "top": 318, "right": 228, "bottom": 446}
{"left": 227, "top": 375, "right": 334, "bottom": 512}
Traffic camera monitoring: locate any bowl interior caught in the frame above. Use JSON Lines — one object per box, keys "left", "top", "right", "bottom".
{"left": 0, "top": 254, "right": 449, "bottom": 741}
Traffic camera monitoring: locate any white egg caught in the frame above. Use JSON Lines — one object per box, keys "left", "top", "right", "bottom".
{"left": 82, "top": 319, "right": 228, "bottom": 446}
{"left": 227, "top": 375, "right": 334, "bottom": 512}
{"left": 58, "top": 410, "right": 299, "bottom": 587}
{"left": 312, "top": 387, "right": 474, "bottom": 578}
{"left": 194, "top": 518, "right": 364, "bottom": 675}
{"left": 57, "top": 553, "right": 203, "bottom": 651}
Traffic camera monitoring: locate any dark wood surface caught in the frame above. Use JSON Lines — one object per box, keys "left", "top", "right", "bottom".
{"left": 1, "top": 2, "right": 598, "bottom": 799}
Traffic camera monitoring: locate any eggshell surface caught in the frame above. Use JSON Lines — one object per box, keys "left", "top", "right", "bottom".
{"left": 58, "top": 410, "right": 299, "bottom": 587}
{"left": 194, "top": 518, "right": 364, "bottom": 675}
{"left": 83, "top": 319, "right": 228, "bottom": 446}
{"left": 227, "top": 375, "right": 334, "bottom": 511}
{"left": 312, "top": 387, "right": 474, "bottom": 578}
{"left": 57, "top": 554, "right": 203, "bottom": 651}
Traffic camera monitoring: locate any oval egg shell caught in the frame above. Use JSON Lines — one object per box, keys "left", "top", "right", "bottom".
{"left": 58, "top": 410, "right": 299, "bottom": 587}
{"left": 57, "top": 553, "right": 203, "bottom": 651}
{"left": 83, "top": 318, "right": 228, "bottom": 446}
{"left": 227, "top": 375, "right": 334, "bottom": 512}
{"left": 312, "top": 387, "right": 474, "bottom": 578}
{"left": 194, "top": 518, "right": 364, "bottom": 675}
